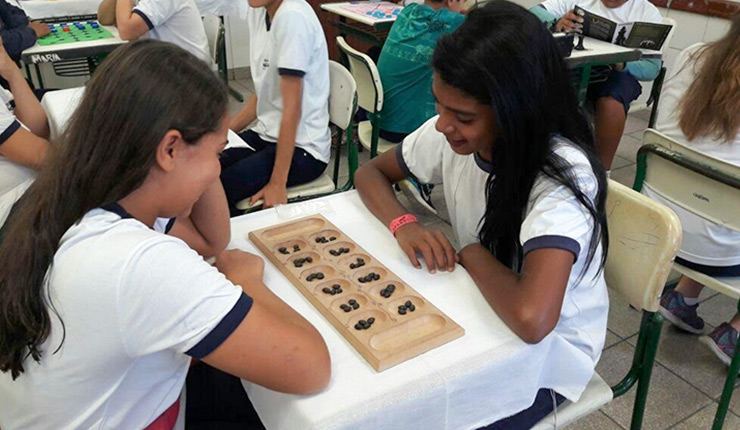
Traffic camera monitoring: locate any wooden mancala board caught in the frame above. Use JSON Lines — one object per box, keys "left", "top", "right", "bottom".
{"left": 248, "top": 215, "right": 464, "bottom": 372}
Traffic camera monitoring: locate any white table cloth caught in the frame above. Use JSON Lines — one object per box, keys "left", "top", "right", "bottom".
{"left": 231, "top": 192, "right": 568, "bottom": 430}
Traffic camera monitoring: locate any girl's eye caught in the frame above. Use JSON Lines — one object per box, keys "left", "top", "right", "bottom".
{"left": 458, "top": 118, "right": 473, "bottom": 124}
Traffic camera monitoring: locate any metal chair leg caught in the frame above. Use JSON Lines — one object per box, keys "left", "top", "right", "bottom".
{"left": 713, "top": 299, "right": 740, "bottom": 430}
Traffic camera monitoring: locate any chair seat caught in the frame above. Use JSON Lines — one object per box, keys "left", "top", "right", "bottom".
{"left": 674, "top": 263, "right": 740, "bottom": 300}
{"left": 532, "top": 373, "right": 613, "bottom": 429}
{"left": 358, "top": 121, "right": 397, "bottom": 155}
{"left": 235, "top": 174, "right": 336, "bottom": 210}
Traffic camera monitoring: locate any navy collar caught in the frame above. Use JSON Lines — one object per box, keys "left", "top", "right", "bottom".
{"left": 265, "top": 12, "right": 271, "bottom": 31}
{"left": 475, "top": 152, "right": 493, "bottom": 174}
{"left": 101, "top": 202, "right": 134, "bottom": 220}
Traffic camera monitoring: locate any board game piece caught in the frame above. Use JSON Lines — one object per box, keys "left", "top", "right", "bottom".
{"left": 37, "top": 21, "right": 115, "bottom": 47}
{"left": 249, "top": 215, "right": 464, "bottom": 372}
{"left": 574, "top": 35, "right": 586, "bottom": 51}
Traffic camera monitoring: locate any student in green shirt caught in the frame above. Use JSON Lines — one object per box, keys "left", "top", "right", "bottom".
{"left": 376, "top": 0, "right": 466, "bottom": 144}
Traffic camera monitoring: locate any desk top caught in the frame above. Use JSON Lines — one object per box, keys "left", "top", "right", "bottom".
{"left": 234, "top": 192, "right": 588, "bottom": 430}
{"left": 565, "top": 36, "right": 643, "bottom": 68}
{"left": 21, "top": 24, "right": 125, "bottom": 64}
{"left": 321, "top": 1, "right": 402, "bottom": 27}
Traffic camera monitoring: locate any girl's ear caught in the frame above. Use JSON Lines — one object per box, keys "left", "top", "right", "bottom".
{"left": 154, "top": 130, "right": 185, "bottom": 172}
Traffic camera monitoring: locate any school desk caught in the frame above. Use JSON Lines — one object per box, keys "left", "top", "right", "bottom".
{"left": 40, "top": 86, "right": 251, "bottom": 148}
{"left": 320, "top": 1, "right": 401, "bottom": 48}
{"left": 563, "top": 36, "right": 643, "bottom": 106}
{"left": 232, "top": 191, "right": 582, "bottom": 429}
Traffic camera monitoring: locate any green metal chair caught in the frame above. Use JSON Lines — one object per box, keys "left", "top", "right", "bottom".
{"left": 534, "top": 179, "right": 682, "bottom": 430}
{"left": 335, "top": 36, "right": 395, "bottom": 159}
{"left": 634, "top": 129, "right": 740, "bottom": 430}
{"left": 235, "top": 60, "right": 359, "bottom": 212}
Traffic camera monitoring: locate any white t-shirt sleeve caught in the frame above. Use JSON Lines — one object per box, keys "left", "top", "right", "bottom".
{"left": 0, "top": 94, "right": 20, "bottom": 147}
{"left": 520, "top": 152, "right": 599, "bottom": 264}
{"left": 272, "top": 9, "right": 314, "bottom": 76}
{"left": 539, "top": 0, "right": 575, "bottom": 17}
{"left": 396, "top": 116, "right": 445, "bottom": 185}
{"left": 153, "top": 217, "right": 177, "bottom": 234}
{"left": 640, "top": 1, "right": 664, "bottom": 24}
{"left": 133, "top": 0, "right": 180, "bottom": 30}
{"left": 117, "top": 238, "right": 252, "bottom": 359}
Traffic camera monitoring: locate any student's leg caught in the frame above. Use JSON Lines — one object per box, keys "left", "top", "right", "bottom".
{"left": 219, "top": 132, "right": 277, "bottom": 216}
{"left": 378, "top": 129, "right": 407, "bottom": 144}
{"left": 285, "top": 148, "right": 328, "bottom": 187}
{"left": 660, "top": 274, "right": 706, "bottom": 334}
{"left": 480, "top": 388, "right": 565, "bottom": 430}
{"left": 589, "top": 70, "right": 642, "bottom": 170}
{"left": 674, "top": 276, "right": 706, "bottom": 300}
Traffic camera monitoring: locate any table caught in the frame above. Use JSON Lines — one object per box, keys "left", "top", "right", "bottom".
{"left": 41, "top": 87, "right": 250, "bottom": 149}
{"left": 15, "top": 0, "right": 246, "bottom": 20}
{"left": 562, "top": 36, "right": 643, "bottom": 105}
{"left": 320, "top": 1, "right": 401, "bottom": 47}
{"left": 231, "top": 192, "right": 577, "bottom": 430}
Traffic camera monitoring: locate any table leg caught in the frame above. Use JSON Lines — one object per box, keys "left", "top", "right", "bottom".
{"left": 34, "top": 64, "right": 44, "bottom": 90}
{"left": 219, "top": 16, "right": 245, "bottom": 103}
{"left": 576, "top": 64, "right": 591, "bottom": 107}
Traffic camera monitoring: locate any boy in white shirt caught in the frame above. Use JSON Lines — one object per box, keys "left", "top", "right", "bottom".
{"left": 98, "top": 0, "right": 212, "bottom": 65}
{"left": 530, "top": 0, "right": 663, "bottom": 171}
{"left": 220, "top": 0, "right": 330, "bottom": 215}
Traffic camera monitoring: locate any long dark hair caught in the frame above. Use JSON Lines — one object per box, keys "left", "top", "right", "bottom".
{"left": 432, "top": 0, "right": 608, "bottom": 272}
{"left": 0, "top": 40, "right": 228, "bottom": 379}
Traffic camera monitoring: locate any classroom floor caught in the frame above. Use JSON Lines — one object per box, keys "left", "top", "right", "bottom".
{"left": 227, "top": 75, "right": 740, "bottom": 430}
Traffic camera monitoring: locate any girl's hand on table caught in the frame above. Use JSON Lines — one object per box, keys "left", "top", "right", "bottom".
{"left": 395, "top": 222, "right": 458, "bottom": 273}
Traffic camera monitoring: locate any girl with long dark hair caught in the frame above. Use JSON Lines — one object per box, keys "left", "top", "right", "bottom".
{"left": 0, "top": 40, "right": 330, "bottom": 429}
{"left": 356, "top": 1, "right": 609, "bottom": 427}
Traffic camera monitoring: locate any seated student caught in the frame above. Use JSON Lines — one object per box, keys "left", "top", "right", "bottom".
{"left": 97, "top": 0, "right": 212, "bottom": 65}
{"left": 220, "top": 0, "right": 330, "bottom": 215}
{"left": 0, "top": 34, "right": 50, "bottom": 227}
{"left": 0, "top": 40, "right": 330, "bottom": 429}
{"left": 652, "top": 16, "right": 740, "bottom": 366}
{"left": 356, "top": 2, "right": 609, "bottom": 428}
{"left": 0, "top": 0, "right": 50, "bottom": 62}
{"left": 530, "top": 0, "right": 663, "bottom": 171}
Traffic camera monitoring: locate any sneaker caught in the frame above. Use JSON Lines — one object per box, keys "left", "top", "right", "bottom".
{"left": 399, "top": 179, "right": 437, "bottom": 215}
{"left": 658, "top": 290, "right": 705, "bottom": 334}
{"left": 700, "top": 323, "right": 739, "bottom": 367}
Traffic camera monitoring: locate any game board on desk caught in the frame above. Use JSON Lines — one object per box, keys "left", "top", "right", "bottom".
{"left": 249, "top": 215, "right": 464, "bottom": 372}
{"left": 38, "top": 21, "right": 113, "bottom": 46}
{"left": 340, "top": 2, "right": 402, "bottom": 20}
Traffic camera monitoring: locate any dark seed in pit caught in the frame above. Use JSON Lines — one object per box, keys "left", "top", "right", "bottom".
{"left": 387, "top": 284, "right": 396, "bottom": 291}
{"left": 351, "top": 303, "right": 359, "bottom": 310}
{"left": 354, "top": 323, "right": 363, "bottom": 330}
{"left": 316, "top": 273, "right": 324, "bottom": 280}
{"left": 350, "top": 263, "right": 356, "bottom": 269}
{"left": 340, "top": 304, "right": 351, "bottom": 312}
{"left": 278, "top": 247, "right": 287, "bottom": 253}
{"left": 405, "top": 301, "right": 412, "bottom": 307}
{"left": 306, "top": 257, "right": 313, "bottom": 263}
{"left": 348, "top": 299, "right": 357, "bottom": 305}
{"left": 336, "top": 288, "right": 343, "bottom": 293}
{"left": 372, "top": 273, "right": 380, "bottom": 281}
{"left": 330, "top": 236, "right": 336, "bottom": 241}
{"left": 409, "top": 304, "right": 416, "bottom": 312}
{"left": 322, "top": 287, "right": 332, "bottom": 294}
{"left": 398, "top": 308, "right": 407, "bottom": 315}
{"left": 367, "top": 317, "right": 375, "bottom": 324}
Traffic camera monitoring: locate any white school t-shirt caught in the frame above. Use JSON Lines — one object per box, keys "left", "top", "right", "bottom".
{"left": 0, "top": 205, "right": 251, "bottom": 429}
{"left": 246, "top": 0, "right": 331, "bottom": 163}
{"left": 541, "top": 0, "right": 662, "bottom": 25}
{"left": 0, "top": 89, "right": 35, "bottom": 226}
{"left": 133, "top": 0, "right": 212, "bottom": 66}
{"left": 644, "top": 43, "right": 740, "bottom": 267}
{"left": 397, "top": 116, "right": 609, "bottom": 401}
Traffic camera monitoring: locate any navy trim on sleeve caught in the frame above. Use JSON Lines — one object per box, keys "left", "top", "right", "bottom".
{"left": 278, "top": 68, "right": 306, "bottom": 77}
{"left": 132, "top": 9, "right": 154, "bottom": 30}
{"left": 0, "top": 120, "right": 21, "bottom": 146}
{"left": 522, "top": 235, "right": 581, "bottom": 263}
{"left": 395, "top": 142, "right": 415, "bottom": 179}
{"left": 186, "top": 292, "right": 253, "bottom": 359}
{"left": 165, "top": 218, "right": 177, "bottom": 234}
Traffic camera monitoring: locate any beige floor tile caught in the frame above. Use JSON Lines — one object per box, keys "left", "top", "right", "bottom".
{"left": 623, "top": 114, "right": 649, "bottom": 136}
{"left": 605, "top": 329, "right": 622, "bottom": 349}
{"left": 615, "top": 134, "right": 644, "bottom": 164}
{"left": 725, "top": 385, "right": 740, "bottom": 416}
{"left": 234, "top": 76, "right": 255, "bottom": 93}
{"left": 674, "top": 405, "right": 740, "bottom": 430}
{"left": 598, "top": 342, "right": 713, "bottom": 430}
{"left": 568, "top": 411, "right": 624, "bottom": 430}
{"left": 607, "top": 287, "right": 644, "bottom": 339}
{"left": 630, "top": 109, "right": 652, "bottom": 123}
{"left": 610, "top": 164, "right": 637, "bottom": 188}
{"left": 611, "top": 155, "right": 635, "bottom": 170}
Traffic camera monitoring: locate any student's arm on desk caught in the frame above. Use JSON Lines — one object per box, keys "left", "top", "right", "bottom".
{"left": 458, "top": 244, "right": 572, "bottom": 344}
{"left": 203, "top": 249, "right": 331, "bottom": 394}
{"left": 355, "top": 149, "right": 457, "bottom": 274}
{"left": 97, "top": 0, "right": 117, "bottom": 26}
{"left": 229, "top": 94, "right": 257, "bottom": 132}
{"left": 111, "top": 0, "right": 150, "bottom": 40}
{"left": 168, "top": 181, "right": 230, "bottom": 259}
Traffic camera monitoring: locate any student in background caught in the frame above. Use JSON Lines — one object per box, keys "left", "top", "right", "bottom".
{"left": 97, "top": 0, "right": 212, "bottom": 65}
{"left": 652, "top": 15, "right": 740, "bottom": 367}
{"left": 220, "top": 0, "right": 330, "bottom": 215}
{"left": 0, "top": 0, "right": 49, "bottom": 61}
{"left": 356, "top": 3, "right": 608, "bottom": 428}
{"left": 0, "top": 40, "right": 330, "bottom": 429}
{"left": 0, "top": 33, "right": 50, "bottom": 227}
{"left": 530, "top": 0, "right": 663, "bottom": 171}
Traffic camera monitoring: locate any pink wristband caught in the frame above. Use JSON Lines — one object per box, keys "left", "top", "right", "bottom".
{"left": 390, "top": 214, "right": 418, "bottom": 236}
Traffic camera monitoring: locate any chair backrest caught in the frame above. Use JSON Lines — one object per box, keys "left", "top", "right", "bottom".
{"left": 335, "top": 36, "right": 383, "bottom": 113}
{"left": 604, "top": 180, "right": 682, "bottom": 312}
{"left": 635, "top": 129, "right": 740, "bottom": 234}
{"left": 328, "top": 60, "right": 357, "bottom": 131}
{"left": 202, "top": 14, "right": 221, "bottom": 63}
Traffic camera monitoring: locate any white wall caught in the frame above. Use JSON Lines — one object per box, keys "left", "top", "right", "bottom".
{"left": 225, "top": 15, "right": 251, "bottom": 70}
